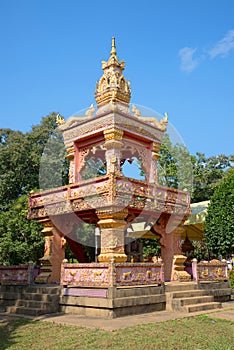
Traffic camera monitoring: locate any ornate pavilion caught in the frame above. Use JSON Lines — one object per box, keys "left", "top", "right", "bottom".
{"left": 28, "top": 38, "right": 191, "bottom": 286}
{"left": 0, "top": 39, "right": 230, "bottom": 320}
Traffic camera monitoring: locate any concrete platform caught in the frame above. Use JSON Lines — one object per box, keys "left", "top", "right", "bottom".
{"left": 1, "top": 301, "right": 233, "bottom": 331}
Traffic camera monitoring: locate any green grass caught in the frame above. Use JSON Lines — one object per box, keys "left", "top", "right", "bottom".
{"left": 0, "top": 316, "right": 233, "bottom": 350}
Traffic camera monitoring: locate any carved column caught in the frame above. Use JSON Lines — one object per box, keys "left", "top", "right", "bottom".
{"left": 160, "top": 231, "right": 175, "bottom": 282}
{"left": 153, "top": 216, "right": 175, "bottom": 281}
{"left": 66, "top": 146, "right": 75, "bottom": 184}
{"left": 103, "top": 128, "right": 123, "bottom": 175}
{"left": 97, "top": 209, "right": 128, "bottom": 263}
{"left": 149, "top": 142, "right": 160, "bottom": 184}
{"left": 35, "top": 221, "right": 53, "bottom": 284}
{"left": 50, "top": 226, "right": 66, "bottom": 283}
{"left": 35, "top": 221, "right": 66, "bottom": 284}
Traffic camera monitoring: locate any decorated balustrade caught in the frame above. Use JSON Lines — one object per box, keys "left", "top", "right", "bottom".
{"left": 60, "top": 261, "right": 164, "bottom": 288}
{"left": 0, "top": 262, "right": 36, "bottom": 285}
{"left": 192, "top": 259, "right": 229, "bottom": 283}
{"left": 28, "top": 175, "right": 190, "bottom": 220}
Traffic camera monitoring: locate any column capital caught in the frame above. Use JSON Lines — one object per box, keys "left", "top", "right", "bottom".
{"left": 66, "top": 145, "right": 75, "bottom": 159}
{"left": 152, "top": 141, "right": 161, "bottom": 154}
{"left": 41, "top": 220, "right": 54, "bottom": 236}
{"left": 103, "top": 128, "right": 124, "bottom": 141}
{"left": 96, "top": 208, "right": 128, "bottom": 222}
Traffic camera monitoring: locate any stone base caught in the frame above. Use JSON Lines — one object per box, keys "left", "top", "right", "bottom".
{"left": 34, "top": 272, "right": 51, "bottom": 284}
{"left": 171, "top": 270, "right": 191, "bottom": 282}
{"left": 198, "top": 281, "right": 232, "bottom": 302}
{"left": 34, "top": 257, "right": 52, "bottom": 284}
{"left": 59, "top": 285, "right": 166, "bottom": 318}
{"left": 171, "top": 255, "right": 191, "bottom": 282}
{"left": 0, "top": 281, "right": 232, "bottom": 318}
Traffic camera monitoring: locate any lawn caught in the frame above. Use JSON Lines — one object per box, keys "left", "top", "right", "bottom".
{"left": 0, "top": 315, "right": 233, "bottom": 350}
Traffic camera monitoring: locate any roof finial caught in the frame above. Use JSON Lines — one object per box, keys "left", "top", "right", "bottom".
{"left": 111, "top": 37, "right": 117, "bottom": 56}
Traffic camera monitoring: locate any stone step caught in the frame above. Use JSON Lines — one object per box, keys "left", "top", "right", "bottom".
{"left": 169, "top": 289, "right": 209, "bottom": 299}
{"left": 114, "top": 285, "right": 164, "bottom": 298}
{"left": 113, "top": 294, "right": 166, "bottom": 308}
{"left": 182, "top": 302, "right": 222, "bottom": 313}
{"left": 0, "top": 292, "right": 22, "bottom": 300}
{"left": 165, "top": 282, "right": 198, "bottom": 293}
{"left": 15, "top": 299, "right": 58, "bottom": 311}
{"left": 172, "top": 295, "right": 214, "bottom": 308}
{"left": 0, "top": 285, "right": 60, "bottom": 295}
{"left": 0, "top": 299, "right": 15, "bottom": 307}
{"left": 6, "top": 305, "right": 57, "bottom": 316}
{"left": 24, "top": 286, "right": 61, "bottom": 295}
{"left": 60, "top": 293, "right": 166, "bottom": 309}
{"left": 21, "top": 292, "right": 60, "bottom": 302}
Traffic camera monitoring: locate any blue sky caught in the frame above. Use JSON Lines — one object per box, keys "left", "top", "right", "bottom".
{"left": 0, "top": 0, "right": 233, "bottom": 157}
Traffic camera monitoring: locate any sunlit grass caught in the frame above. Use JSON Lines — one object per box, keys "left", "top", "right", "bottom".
{"left": 0, "top": 316, "right": 233, "bottom": 350}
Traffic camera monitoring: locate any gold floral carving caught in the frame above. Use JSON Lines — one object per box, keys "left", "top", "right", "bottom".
{"left": 77, "top": 147, "right": 90, "bottom": 174}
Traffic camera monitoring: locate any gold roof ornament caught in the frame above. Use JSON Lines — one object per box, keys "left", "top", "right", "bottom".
{"left": 56, "top": 114, "right": 65, "bottom": 126}
{"left": 95, "top": 37, "right": 131, "bottom": 108}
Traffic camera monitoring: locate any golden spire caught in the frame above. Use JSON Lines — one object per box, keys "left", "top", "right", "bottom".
{"left": 110, "top": 37, "right": 117, "bottom": 56}
{"left": 95, "top": 38, "right": 131, "bottom": 108}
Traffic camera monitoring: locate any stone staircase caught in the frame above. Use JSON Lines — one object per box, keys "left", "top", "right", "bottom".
{"left": 0, "top": 282, "right": 230, "bottom": 318}
{"left": 0, "top": 285, "right": 61, "bottom": 317}
{"left": 165, "top": 282, "right": 222, "bottom": 313}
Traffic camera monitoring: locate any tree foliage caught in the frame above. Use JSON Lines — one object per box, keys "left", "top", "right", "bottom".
{"left": 192, "top": 152, "right": 231, "bottom": 203}
{"left": 0, "top": 113, "right": 62, "bottom": 210}
{"left": 0, "top": 129, "right": 28, "bottom": 209}
{"left": 0, "top": 113, "right": 61, "bottom": 265}
{"left": 204, "top": 170, "right": 234, "bottom": 258}
{"left": 158, "top": 135, "right": 233, "bottom": 203}
{"left": 158, "top": 134, "right": 194, "bottom": 195}
{"left": 0, "top": 195, "right": 44, "bottom": 265}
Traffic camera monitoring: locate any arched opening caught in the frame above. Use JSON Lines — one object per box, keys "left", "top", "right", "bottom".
{"left": 81, "top": 156, "right": 106, "bottom": 180}
{"left": 121, "top": 156, "right": 145, "bottom": 180}
{"left": 65, "top": 223, "right": 97, "bottom": 263}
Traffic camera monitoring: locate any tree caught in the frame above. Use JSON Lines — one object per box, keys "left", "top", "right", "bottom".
{"left": 0, "top": 113, "right": 64, "bottom": 265}
{"left": 0, "top": 112, "right": 63, "bottom": 210}
{"left": 26, "top": 112, "right": 68, "bottom": 191}
{"left": 192, "top": 152, "right": 231, "bottom": 203}
{"left": 0, "top": 129, "right": 28, "bottom": 209}
{"left": 158, "top": 134, "right": 178, "bottom": 188}
{"left": 204, "top": 169, "right": 234, "bottom": 258}
{"left": 158, "top": 134, "right": 194, "bottom": 194}
{"left": 0, "top": 195, "right": 44, "bottom": 265}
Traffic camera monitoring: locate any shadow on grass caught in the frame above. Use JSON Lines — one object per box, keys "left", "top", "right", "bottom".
{"left": 0, "top": 317, "right": 32, "bottom": 350}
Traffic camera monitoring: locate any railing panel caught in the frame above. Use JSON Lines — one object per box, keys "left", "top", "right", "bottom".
{"left": 0, "top": 263, "right": 34, "bottom": 285}
{"left": 192, "top": 259, "right": 228, "bottom": 283}
{"left": 115, "top": 263, "right": 164, "bottom": 286}
{"left": 60, "top": 262, "right": 164, "bottom": 288}
{"left": 60, "top": 263, "right": 111, "bottom": 287}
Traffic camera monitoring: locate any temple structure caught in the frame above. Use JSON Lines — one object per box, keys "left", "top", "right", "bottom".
{"left": 28, "top": 38, "right": 191, "bottom": 287}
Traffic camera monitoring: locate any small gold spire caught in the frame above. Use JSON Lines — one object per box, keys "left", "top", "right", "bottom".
{"left": 111, "top": 37, "right": 117, "bottom": 56}
{"left": 95, "top": 38, "right": 131, "bottom": 107}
